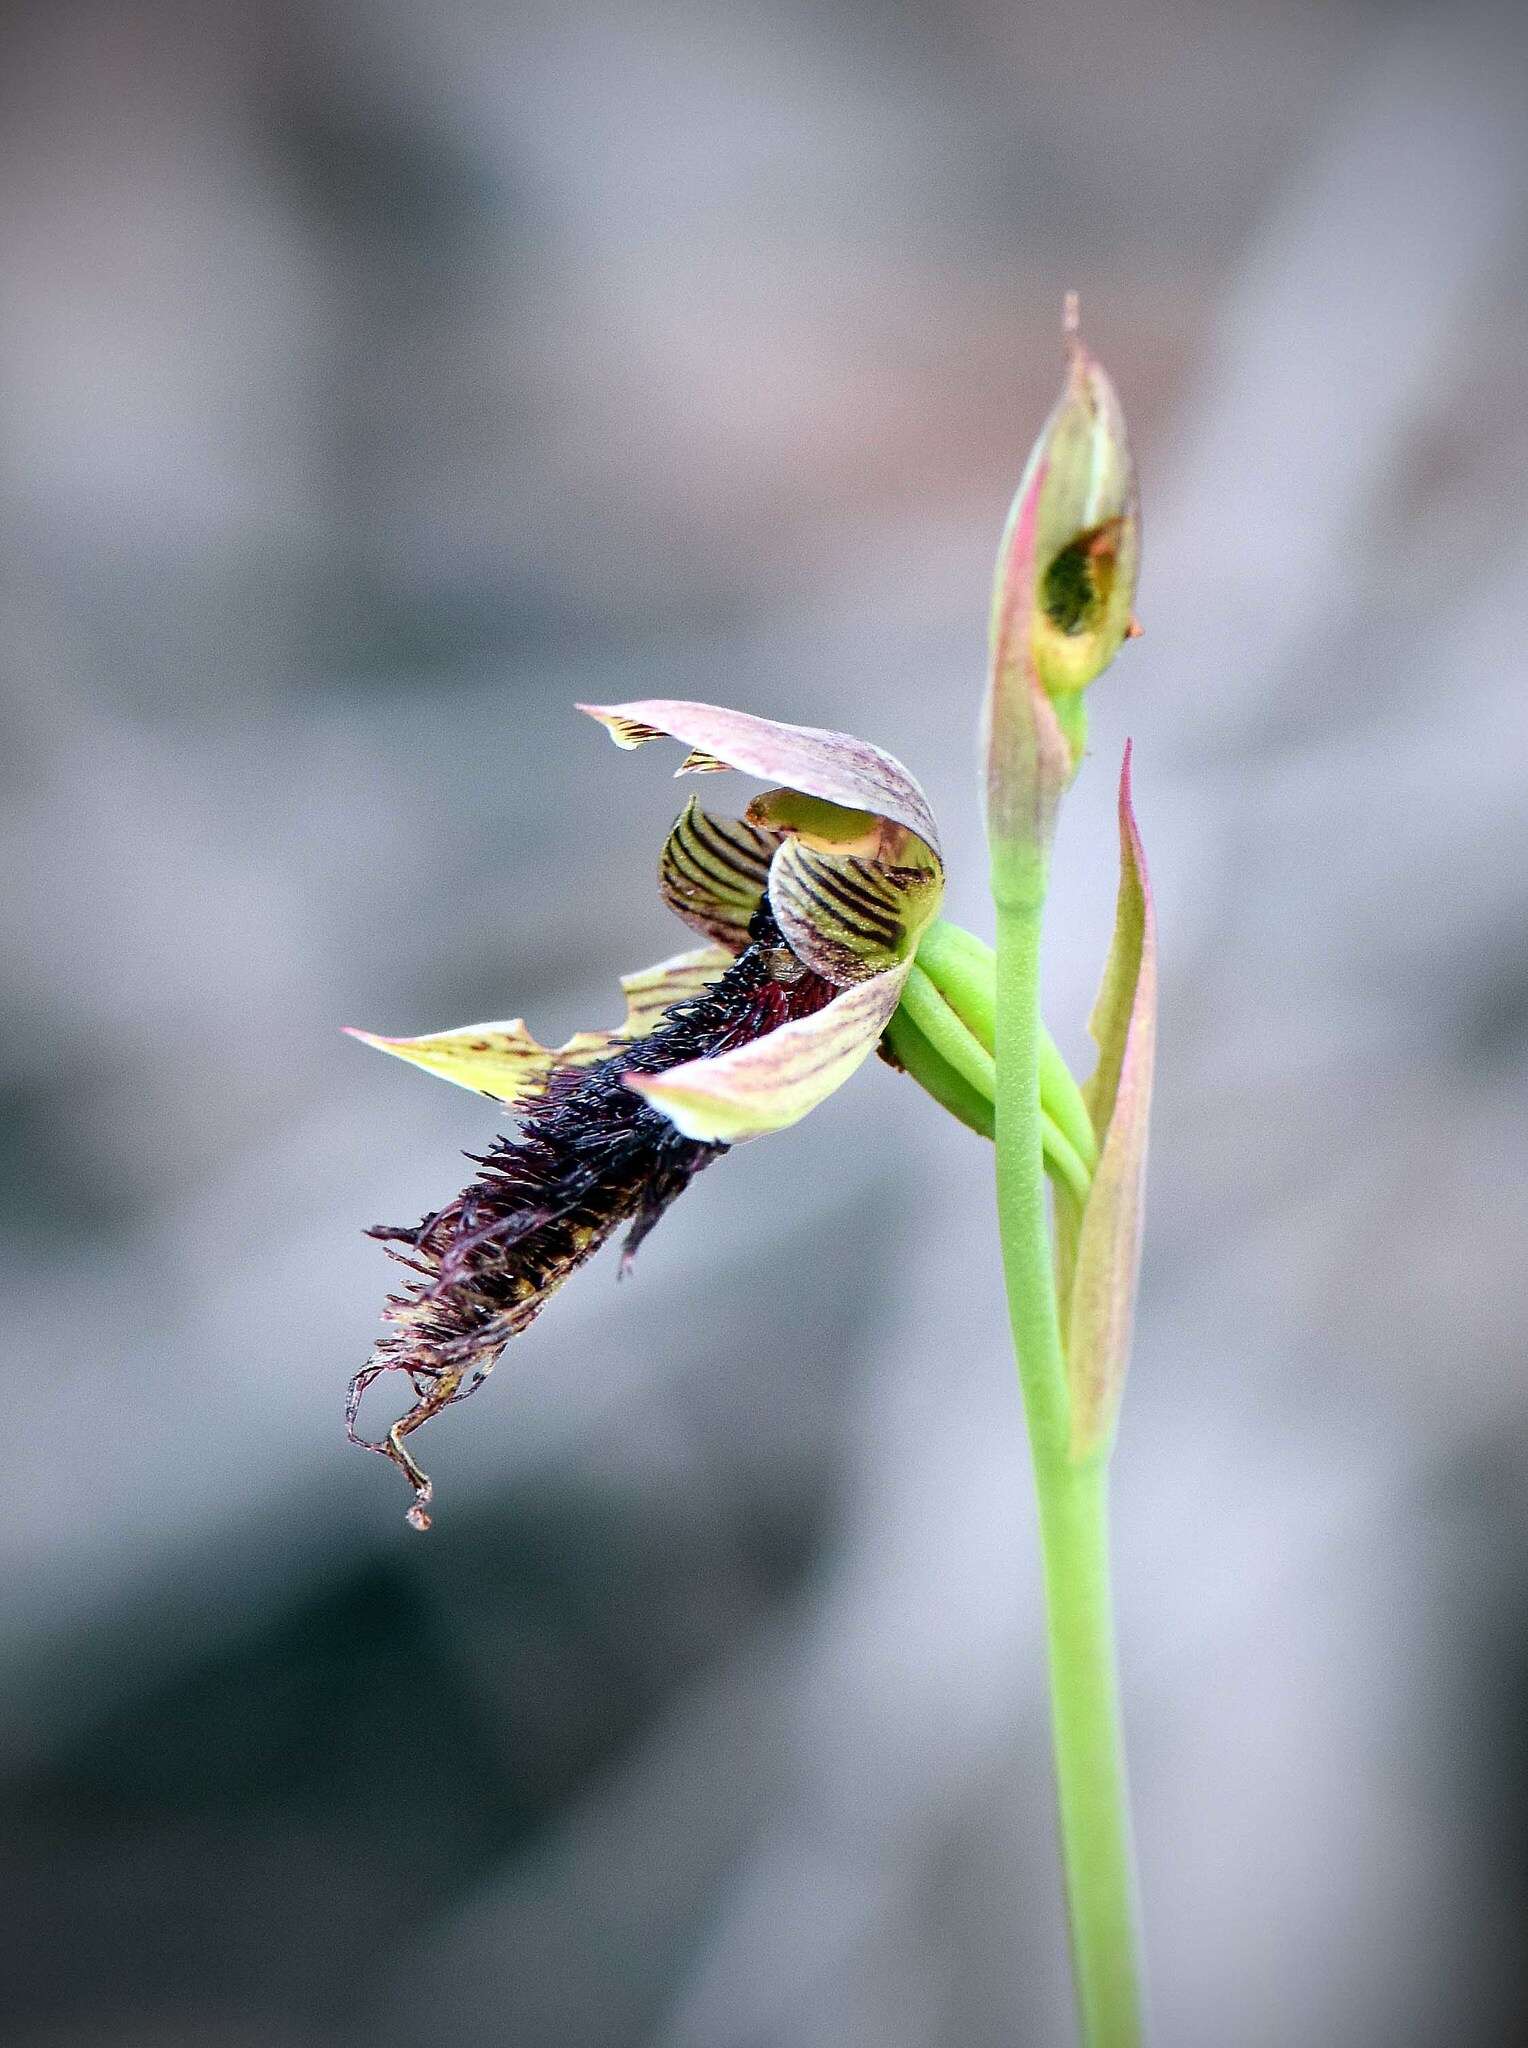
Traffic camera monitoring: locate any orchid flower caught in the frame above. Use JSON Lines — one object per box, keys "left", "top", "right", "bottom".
{"left": 346, "top": 305, "right": 1160, "bottom": 2048}
{"left": 346, "top": 700, "right": 946, "bottom": 1528}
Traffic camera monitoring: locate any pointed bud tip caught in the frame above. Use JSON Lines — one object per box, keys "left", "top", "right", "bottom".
{"left": 983, "top": 313, "right": 1140, "bottom": 861}
{"left": 1024, "top": 331, "right": 1141, "bottom": 702}
{"left": 1115, "top": 739, "right": 1153, "bottom": 935}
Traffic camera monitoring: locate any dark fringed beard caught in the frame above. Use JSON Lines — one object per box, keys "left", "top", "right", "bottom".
{"left": 350, "top": 906, "right": 836, "bottom": 1526}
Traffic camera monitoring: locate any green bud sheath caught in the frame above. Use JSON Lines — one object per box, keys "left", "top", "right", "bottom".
{"left": 1065, "top": 743, "right": 1157, "bottom": 1460}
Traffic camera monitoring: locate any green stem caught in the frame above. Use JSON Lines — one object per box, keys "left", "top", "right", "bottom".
{"left": 894, "top": 966, "right": 1092, "bottom": 1205}
{"left": 1039, "top": 1118, "right": 1093, "bottom": 1217}
{"left": 914, "top": 921, "right": 998, "bottom": 1040}
{"left": 1038, "top": 1461, "right": 1141, "bottom": 2048}
{"left": 1038, "top": 1030, "right": 1099, "bottom": 1176}
{"left": 915, "top": 921, "right": 1098, "bottom": 1172}
{"left": 881, "top": 1008, "right": 994, "bottom": 1141}
{"left": 900, "top": 961, "right": 995, "bottom": 1099}
{"left": 994, "top": 882, "right": 1143, "bottom": 2048}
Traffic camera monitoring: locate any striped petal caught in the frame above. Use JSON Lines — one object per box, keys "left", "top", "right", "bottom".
{"left": 580, "top": 699, "right": 941, "bottom": 861}
{"left": 767, "top": 836, "right": 942, "bottom": 985}
{"left": 624, "top": 963, "right": 909, "bottom": 1143}
{"left": 658, "top": 797, "right": 780, "bottom": 951}
{"left": 344, "top": 945, "right": 732, "bottom": 1107}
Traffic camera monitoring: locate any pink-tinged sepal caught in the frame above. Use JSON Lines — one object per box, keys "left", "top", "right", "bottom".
{"left": 580, "top": 699, "right": 941, "bottom": 861}
{"left": 1065, "top": 743, "right": 1156, "bottom": 1458}
{"left": 626, "top": 964, "right": 909, "bottom": 1142}
{"left": 343, "top": 945, "right": 734, "bottom": 1106}
{"left": 984, "top": 304, "right": 1140, "bottom": 882}
{"left": 983, "top": 466, "right": 1078, "bottom": 883}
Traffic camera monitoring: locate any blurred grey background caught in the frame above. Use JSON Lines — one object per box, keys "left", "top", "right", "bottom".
{"left": 4, "top": 1, "right": 1527, "bottom": 2043}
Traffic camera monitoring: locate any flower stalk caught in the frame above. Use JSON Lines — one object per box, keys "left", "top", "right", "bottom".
{"left": 900, "top": 868, "right": 1146, "bottom": 2042}
{"left": 995, "top": 881, "right": 1143, "bottom": 2048}
{"left": 982, "top": 306, "right": 1149, "bottom": 2047}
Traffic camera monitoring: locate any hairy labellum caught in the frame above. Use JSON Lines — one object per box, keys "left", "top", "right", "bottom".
{"left": 350, "top": 906, "right": 835, "bottom": 1526}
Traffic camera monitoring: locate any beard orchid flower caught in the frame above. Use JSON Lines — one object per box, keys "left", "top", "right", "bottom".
{"left": 347, "top": 700, "right": 946, "bottom": 1527}
{"left": 345, "top": 307, "right": 1163, "bottom": 2042}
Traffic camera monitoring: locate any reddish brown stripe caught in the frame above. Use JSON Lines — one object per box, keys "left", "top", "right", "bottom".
{"left": 787, "top": 866, "right": 901, "bottom": 945}
{"left": 686, "top": 808, "right": 772, "bottom": 882}
{"left": 664, "top": 838, "right": 755, "bottom": 911}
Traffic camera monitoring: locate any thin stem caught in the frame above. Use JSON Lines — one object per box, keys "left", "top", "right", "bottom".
{"left": 915, "top": 921, "right": 998, "bottom": 1041}
{"left": 994, "top": 882, "right": 1143, "bottom": 2048}
{"left": 1041, "top": 1118, "right": 1093, "bottom": 1216}
{"left": 1037, "top": 1028, "right": 1099, "bottom": 1175}
{"left": 1037, "top": 1460, "right": 1142, "bottom": 2048}
{"left": 916, "top": 921, "right": 1098, "bottom": 1171}
{"left": 900, "top": 961, "right": 995, "bottom": 1098}
{"left": 993, "top": 887, "right": 1069, "bottom": 1457}
{"left": 895, "top": 964, "right": 1092, "bottom": 1199}
{"left": 882, "top": 1008, "right": 994, "bottom": 1140}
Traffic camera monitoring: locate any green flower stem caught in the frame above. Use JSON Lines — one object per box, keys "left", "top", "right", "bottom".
{"left": 900, "top": 962, "right": 996, "bottom": 1097}
{"left": 881, "top": 1008, "right": 994, "bottom": 1141}
{"left": 1037, "top": 1116, "right": 1093, "bottom": 1217}
{"left": 1038, "top": 1031, "right": 1098, "bottom": 1176}
{"left": 914, "top": 920, "right": 998, "bottom": 1038}
{"left": 915, "top": 921, "right": 1098, "bottom": 1172}
{"left": 994, "top": 876, "right": 1143, "bottom": 2048}
{"left": 894, "top": 965, "right": 1092, "bottom": 1206}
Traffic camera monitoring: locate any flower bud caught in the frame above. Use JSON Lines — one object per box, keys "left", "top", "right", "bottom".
{"left": 1020, "top": 316, "right": 1139, "bottom": 700}
{"left": 983, "top": 300, "right": 1140, "bottom": 881}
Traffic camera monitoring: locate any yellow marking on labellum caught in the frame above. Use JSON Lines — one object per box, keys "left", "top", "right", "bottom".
{"left": 345, "top": 945, "right": 732, "bottom": 1106}
{"left": 745, "top": 788, "right": 898, "bottom": 861}
{"left": 676, "top": 747, "right": 731, "bottom": 775}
